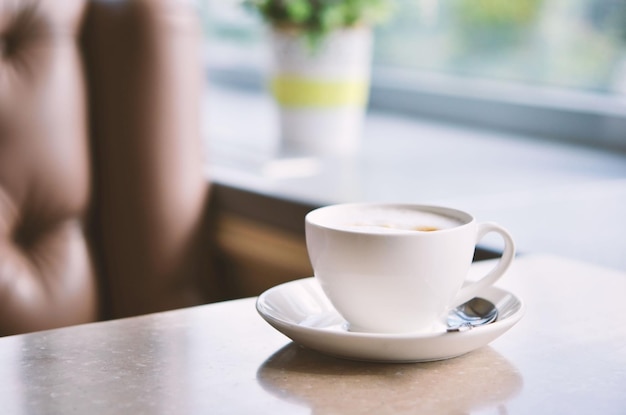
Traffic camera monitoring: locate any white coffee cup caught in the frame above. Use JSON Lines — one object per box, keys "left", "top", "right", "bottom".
{"left": 305, "top": 203, "right": 515, "bottom": 334}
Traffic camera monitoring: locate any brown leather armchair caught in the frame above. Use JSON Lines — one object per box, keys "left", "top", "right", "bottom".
{"left": 0, "top": 0, "right": 222, "bottom": 336}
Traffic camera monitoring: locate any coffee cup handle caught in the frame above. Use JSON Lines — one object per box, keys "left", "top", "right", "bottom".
{"left": 452, "top": 222, "right": 516, "bottom": 308}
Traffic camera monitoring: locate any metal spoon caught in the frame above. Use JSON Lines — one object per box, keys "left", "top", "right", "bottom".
{"left": 446, "top": 297, "right": 498, "bottom": 332}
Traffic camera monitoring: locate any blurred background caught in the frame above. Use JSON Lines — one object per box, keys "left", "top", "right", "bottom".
{"left": 203, "top": 0, "right": 626, "bottom": 94}
{"left": 199, "top": 0, "right": 626, "bottom": 152}
{"left": 197, "top": 0, "right": 626, "bottom": 272}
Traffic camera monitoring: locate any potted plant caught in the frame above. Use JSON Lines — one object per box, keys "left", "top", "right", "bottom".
{"left": 246, "top": 0, "right": 393, "bottom": 157}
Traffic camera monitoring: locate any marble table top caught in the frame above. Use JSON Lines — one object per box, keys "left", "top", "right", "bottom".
{"left": 1, "top": 255, "right": 625, "bottom": 414}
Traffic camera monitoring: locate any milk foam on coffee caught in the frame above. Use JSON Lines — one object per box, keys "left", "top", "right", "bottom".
{"left": 335, "top": 206, "right": 463, "bottom": 233}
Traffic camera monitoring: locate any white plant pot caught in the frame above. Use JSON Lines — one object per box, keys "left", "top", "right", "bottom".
{"left": 269, "top": 26, "right": 373, "bottom": 157}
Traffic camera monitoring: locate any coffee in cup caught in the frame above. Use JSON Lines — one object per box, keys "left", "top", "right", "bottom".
{"left": 305, "top": 203, "right": 515, "bottom": 334}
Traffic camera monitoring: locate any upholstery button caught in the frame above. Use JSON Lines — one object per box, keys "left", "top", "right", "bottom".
{"left": 0, "top": 33, "right": 15, "bottom": 58}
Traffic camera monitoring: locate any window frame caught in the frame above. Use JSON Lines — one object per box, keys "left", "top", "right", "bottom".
{"left": 207, "top": 63, "right": 626, "bottom": 153}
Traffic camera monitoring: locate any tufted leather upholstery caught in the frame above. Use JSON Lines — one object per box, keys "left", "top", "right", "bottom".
{"left": 0, "top": 0, "right": 216, "bottom": 335}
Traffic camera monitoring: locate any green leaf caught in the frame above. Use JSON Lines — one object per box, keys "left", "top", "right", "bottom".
{"left": 285, "top": 0, "right": 313, "bottom": 23}
{"left": 245, "top": 0, "right": 395, "bottom": 51}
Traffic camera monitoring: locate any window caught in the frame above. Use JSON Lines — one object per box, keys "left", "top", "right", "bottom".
{"left": 376, "top": 0, "right": 626, "bottom": 94}
{"left": 199, "top": 0, "right": 626, "bottom": 151}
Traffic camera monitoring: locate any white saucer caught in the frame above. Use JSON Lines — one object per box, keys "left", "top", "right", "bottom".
{"left": 256, "top": 278, "right": 525, "bottom": 363}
